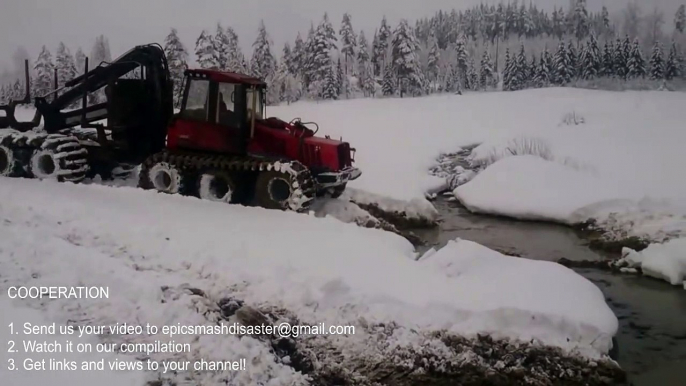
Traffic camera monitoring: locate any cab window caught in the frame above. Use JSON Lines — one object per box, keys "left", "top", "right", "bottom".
{"left": 181, "top": 79, "right": 210, "bottom": 122}
{"left": 217, "top": 83, "right": 239, "bottom": 127}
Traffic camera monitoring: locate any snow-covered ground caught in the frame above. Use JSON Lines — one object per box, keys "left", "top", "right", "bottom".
{"left": 272, "top": 88, "right": 686, "bottom": 287}
{"left": 0, "top": 177, "right": 618, "bottom": 384}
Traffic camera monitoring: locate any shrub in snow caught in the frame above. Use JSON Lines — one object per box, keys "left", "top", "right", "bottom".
{"left": 560, "top": 111, "right": 586, "bottom": 126}
{"left": 469, "top": 136, "right": 554, "bottom": 168}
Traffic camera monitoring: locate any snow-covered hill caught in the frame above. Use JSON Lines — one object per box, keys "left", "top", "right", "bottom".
{"left": 0, "top": 177, "right": 617, "bottom": 384}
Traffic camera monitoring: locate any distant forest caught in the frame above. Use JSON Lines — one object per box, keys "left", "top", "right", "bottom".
{"left": 1, "top": 0, "right": 685, "bottom": 107}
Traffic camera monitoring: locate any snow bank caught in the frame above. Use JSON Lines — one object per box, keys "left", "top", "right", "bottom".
{"left": 454, "top": 155, "right": 630, "bottom": 223}
{"left": 620, "top": 239, "right": 686, "bottom": 289}
{"left": 0, "top": 178, "right": 617, "bottom": 384}
{"left": 419, "top": 239, "right": 617, "bottom": 350}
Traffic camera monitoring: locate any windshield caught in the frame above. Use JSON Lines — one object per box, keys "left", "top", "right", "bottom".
{"left": 246, "top": 87, "right": 265, "bottom": 121}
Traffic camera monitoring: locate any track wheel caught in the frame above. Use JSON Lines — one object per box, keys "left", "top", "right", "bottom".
{"left": 255, "top": 169, "right": 312, "bottom": 211}
{"left": 0, "top": 145, "right": 23, "bottom": 177}
{"left": 29, "top": 149, "right": 60, "bottom": 180}
{"left": 198, "top": 170, "right": 238, "bottom": 203}
{"left": 146, "top": 162, "right": 187, "bottom": 195}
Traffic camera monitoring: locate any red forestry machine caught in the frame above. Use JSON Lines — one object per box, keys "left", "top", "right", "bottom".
{"left": 0, "top": 44, "right": 360, "bottom": 211}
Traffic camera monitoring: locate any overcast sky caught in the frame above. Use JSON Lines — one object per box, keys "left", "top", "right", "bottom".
{"left": 1, "top": 0, "right": 683, "bottom": 72}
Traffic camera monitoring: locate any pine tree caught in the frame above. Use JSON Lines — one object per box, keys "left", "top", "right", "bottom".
{"left": 572, "top": 0, "right": 590, "bottom": 43}
{"left": 567, "top": 41, "right": 578, "bottom": 79}
{"left": 601, "top": 41, "right": 614, "bottom": 77}
{"left": 321, "top": 65, "right": 338, "bottom": 100}
{"left": 32, "top": 46, "right": 55, "bottom": 98}
{"left": 391, "top": 19, "right": 424, "bottom": 96}
{"left": 502, "top": 48, "right": 514, "bottom": 90}
{"left": 627, "top": 38, "right": 646, "bottom": 79}
{"left": 0, "top": 84, "right": 7, "bottom": 104}
{"left": 553, "top": 41, "right": 572, "bottom": 85}
{"left": 579, "top": 39, "right": 599, "bottom": 80}
{"left": 454, "top": 36, "right": 469, "bottom": 88}
{"left": 479, "top": 49, "right": 495, "bottom": 89}
{"left": 664, "top": 42, "right": 680, "bottom": 80}
{"left": 613, "top": 38, "right": 628, "bottom": 79}
{"left": 55, "top": 42, "right": 78, "bottom": 92}
{"left": 164, "top": 28, "right": 189, "bottom": 107}
{"left": 649, "top": 41, "right": 665, "bottom": 80}
{"left": 223, "top": 26, "right": 245, "bottom": 73}
{"left": 357, "top": 30, "right": 371, "bottom": 75}
{"left": 467, "top": 58, "right": 478, "bottom": 90}
{"left": 381, "top": 63, "right": 395, "bottom": 95}
{"left": 251, "top": 21, "right": 275, "bottom": 80}
{"left": 535, "top": 48, "right": 553, "bottom": 87}
{"left": 311, "top": 15, "right": 338, "bottom": 83}
{"left": 676, "top": 5, "right": 686, "bottom": 34}
{"left": 213, "top": 23, "right": 231, "bottom": 70}
{"left": 195, "top": 30, "right": 216, "bottom": 69}
{"left": 426, "top": 32, "right": 441, "bottom": 88}
{"left": 336, "top": 57, "right": 344, "bottom": 96}
{"left": 292, "top": 33, "right": 305, "bottom": 77}
{"left": 376, "top": 16, "right": 392, "bottom": 72}
{"left": 511, "top": 45, "right": 528, "bottom": 90}
{"left": 339, "top": 13, "right": 357, "bottom": 75}
{"left": 74, "top": 47, "right": 86, "bottom": 74}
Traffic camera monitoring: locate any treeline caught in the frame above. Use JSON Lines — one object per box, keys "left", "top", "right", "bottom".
{"left": 2, "top": 1, "right": 686, "bottom": 106}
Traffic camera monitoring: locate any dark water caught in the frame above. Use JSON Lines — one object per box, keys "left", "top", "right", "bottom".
{"left": 414, "top": 197, "right": 686, "bottom": 386}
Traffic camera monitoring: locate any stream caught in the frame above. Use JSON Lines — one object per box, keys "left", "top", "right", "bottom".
{"left": 413, "top": 197, "right": 686, "bottom": 386}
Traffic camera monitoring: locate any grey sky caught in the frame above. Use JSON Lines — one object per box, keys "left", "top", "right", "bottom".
{"left": 0, "top": 0, "right": 683, "bottom": 72}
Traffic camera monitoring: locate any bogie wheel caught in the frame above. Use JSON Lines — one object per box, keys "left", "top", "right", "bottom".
{"left": 328, "top": 184, "right": 347, "bottom": 199}
{"left": 197, "top": 170, "right": 239, "bottom": 203}
{"left": 255, "top": 170, "right": 313, "bottom": 211}
{"left": 144, "top": 161, "right": 191, "bottom": 195}
{"left": 0, "top": 145, "right": 23, "bottom": 177}
{"left": 29, "top": 149, "right": 60, "bottom": 180}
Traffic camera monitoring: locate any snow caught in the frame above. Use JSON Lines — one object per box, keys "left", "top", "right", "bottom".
{"left": 619, "top": 239, "right": 686, "bottom": 289}
{"left": 0, "top": 177, "right": 618, "bottom": 384}
{"left": 0, "top": 297, "right": 146, "bottom": 386}
{"left": 419, "top": 239, "right": 617, "bottom": 347}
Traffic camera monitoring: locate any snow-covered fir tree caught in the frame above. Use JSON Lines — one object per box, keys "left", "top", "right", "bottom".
{"left": 251, "top": 21, "right": 275, "bottom": 81}
{"left": 357, "top": 31, "right": 375, "bottom": 96}
{"left": 479, "top": 49, "right": 495, "bottom": 89}
{"left": 195, "top": 30, "right": 216, "bottom": 69}
{"left": 381, "top": 63, "right": 395, "bottom": 95}
{"left": 502, "top": 48, "right": 514, "bottom": 90}
{"left": 311, "top": 15, "right": 337, "bottom": 84}
{"left": 567, "top": 41, "right": 578, "bottom": 79}
{"left": 535, "top": 48, "right": 553, "bottom": 87}
{"left": 33, "top": 46, "right": 55, "bottom": 98}
{"left": 213, "top": 23, "right": 231, "bottom": 70}
{"left": 612, "top": 38, "right": 627, "bottom": 79}
{"left": 55, "top": 42, "right": 77, "bottom": 93}
{"left": 579, "top": 38, "right": 600, "bottom": 80}
{"left": 336, "top": 57, "right": 345, "bottom": 97}
{"left": 601, "top": 41, "right": 614, "bottom": 77}
{"left": 510, "top": 45, "right": 528, "bottom": 90}
{"left": 303, "top": 25, "right": 317, "bottom": 87}
{"left": 292, "top": 33, "right": 305, "bottom": 77}
{"left": 467, "top": 58, "right": 478, "bottom": 90}
{"left": 676, "top": 5, "right": 686, "bottom": 34}
{"left": 454, "top": 36, "right": 469, "bottom": 88}
{"left": 627, "top": 38, "right": 646, "bottom": 79}
{"left": 322, "top": 64, "right": 339, "bottom": 100}
{"left": 226, "top": 26, "right": 247, "bottom": 73}
{"left": 375, "top": 16, "right": 392, "bottom": 74}
{"left": 339, "top": 13, "right": 357, "bottom": 75}
{"left": 0, "top": 84, "right": 8, "bottom": 103}
{"left": 426, "top": 31, "right": 440, "bottom": 89}
{"left": 74, "top": 47, "right": 86, "bottom": 74}
{"left": 553, "top": 41, "right": 572, "bottom": 85}
{"left": 649, "top": 41, "right": 665, "bottom": 80}
{"left": 664, "top": 42, "right": 681, "bottom": 80}
{"left": 163, "top": 28, "right": 189, "bottom": 107}
{"left": 572, "top": 0, "right": 590, "bottom": 43}
{"left": 391, "top": 19, "right": 424, "bottom": 96}
{"left": 90, "top": 35, "right": 112, "bottom": 103}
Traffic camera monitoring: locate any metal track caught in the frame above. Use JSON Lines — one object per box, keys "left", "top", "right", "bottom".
{"left": 0, "top": 130, "right": 89, "bottom": 182}
{"left": 140, "top": 150, "right": 317, "bottom": 212}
